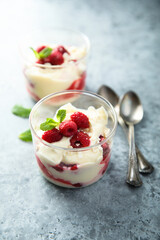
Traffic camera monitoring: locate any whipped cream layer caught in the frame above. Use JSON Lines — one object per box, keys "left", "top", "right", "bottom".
{"left": 35, "top": 103, "right": 112, "bottom": 187}
{"left": 24, "top": 46, "right": 87, "bottom": 100}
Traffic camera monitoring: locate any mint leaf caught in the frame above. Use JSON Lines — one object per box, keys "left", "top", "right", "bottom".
{"left": 56, "top": 109, "right": 66, "bottom": 123}
{"left": 19, "top": 129, "right": 32, "bottom": 142}
{"left": 40, "top": 109, "right": 66, "bottom": 131}
{"left": 30, "top": 47, "right": 40, "bottom": 59}
{"left": 12, "top": 105, "right": 31, "bottom": 118}
{"left": 39, "top": 47, "right": 52, "bottom": 59}
{"left": 40, "top": 118, "right": 59, "bottom": 131}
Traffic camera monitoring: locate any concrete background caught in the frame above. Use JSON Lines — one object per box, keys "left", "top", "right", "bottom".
{"left": 0, "top": 0, "right": 160, "bottom": 239}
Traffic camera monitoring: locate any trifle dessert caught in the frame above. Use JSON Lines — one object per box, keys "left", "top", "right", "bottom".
{"left": 20, "top": 29, "right": 90, "bottom": 101}
{"left": 30, "top": 90, "right": 117, "bottom": 188}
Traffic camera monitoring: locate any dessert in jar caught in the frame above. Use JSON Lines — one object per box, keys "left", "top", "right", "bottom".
{"left": 20, "top": 29, "right": 90, "bottom": 101}
{"left": 30, "top": 90, "right": 117, "bottom": 188}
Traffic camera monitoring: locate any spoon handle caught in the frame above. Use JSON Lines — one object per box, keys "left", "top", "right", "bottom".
{"left": 118, "top": 116, "right": 154, "bottom": 173}
{"left": 127, "top": 124, "right": 142, "bottom": 187}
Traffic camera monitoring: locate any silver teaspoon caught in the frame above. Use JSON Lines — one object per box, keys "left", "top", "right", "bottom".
{"left": 120, "top": 91, "right": 143, "bottom": 187}
{"left": 98, "top": 85, "right": 154, "bottom": 174}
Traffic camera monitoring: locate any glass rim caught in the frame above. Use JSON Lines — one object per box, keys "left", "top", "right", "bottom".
{"left": 20, "top": 27, "right": 90, "bottom": 69}
{"left": 29, "top": 90, "right": 118, "bottom": 152}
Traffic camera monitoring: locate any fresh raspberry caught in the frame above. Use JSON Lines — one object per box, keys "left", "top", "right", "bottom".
{"left": 59, "top": 120, "right": 77, "bottom": 137}
{"left": 57, "top": 45, "right": 69, "bottom": 55}
{"left": 42, "top": 128, "right": 62, "bottom": 143}
{"left": 70, "top": 112, "right": 89, "bottom": 129}
{"left": 70, "top": 131, "right": 90, "bottom": 148}
{"left": 45, "top": 49, "right": 64, "bottom": 65}
{"left": 36, "top": 45, "right": 46, "bottom": 53}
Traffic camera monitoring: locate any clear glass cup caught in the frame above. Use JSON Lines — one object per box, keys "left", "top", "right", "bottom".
{"left": 29, "top": 90, "right": 117, "bottom": 188}
{"left": 20, "top": 28, "right": 90, "bottom": 101}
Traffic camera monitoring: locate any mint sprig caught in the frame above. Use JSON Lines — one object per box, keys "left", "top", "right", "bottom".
{"left": 40, "top": 109, "right": 66, "bottom": 131}
{"left": 40, "top": 118, "right": 59, "bottom": 131}
{"left": 19, "top": 129, "right": 32, "bottom": 142}
{"left": 39, "top": 47, "right": 52, "bottom": 59}
{"left": 30, "top": 47, "right": 40, "bottom": 59}
{"left": 12, "top": 105, "right": 31, "bottom": 118}
{"left": 56, "top": 109, "right": 66, "bottom": 123}
{"left": 30, "top": 47, "right": 52, "bottom": 59}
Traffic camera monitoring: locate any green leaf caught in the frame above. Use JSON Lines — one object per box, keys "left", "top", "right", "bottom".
{"left": 40, "top": 118, "right": 58, "bottom": 131}
{"left": 40, "top": 109, "right": 66, "bottom": 131}
{"left": 30, "top": 47, "right": 40, "bottom": 59}
{"left": 39, "top": 47, "right": 52, "bottom": 59}
{"left": 19, "top": 129, "right": 32, "bottom": 142}
{"left": 12, "top": 105, "right": 31, "bottom": 118}
{"left": 56, "top": 109, "right": 66, "bottom": 123}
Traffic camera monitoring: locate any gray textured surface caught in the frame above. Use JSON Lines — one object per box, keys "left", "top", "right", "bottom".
{"left": 0, "top": 0, "right": 160, "bottom": 239}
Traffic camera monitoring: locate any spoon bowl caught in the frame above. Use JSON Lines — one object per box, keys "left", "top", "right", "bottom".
{"left": 120, "top": 91, "right": 143, "bottom": 125}
{"left": 98, "top": 85, "right": 119, "bottom": 109}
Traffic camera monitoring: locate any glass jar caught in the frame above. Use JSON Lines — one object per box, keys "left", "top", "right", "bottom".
{"left": 29, "top": 90, "right": 117, "bottom": 188}
{"left": 20, "top": 28, "right": 90, "bottom": 101}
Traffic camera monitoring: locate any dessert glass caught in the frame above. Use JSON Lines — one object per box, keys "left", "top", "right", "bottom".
{"left": 29, "top": 90, "right": 117, "bottom": 188}
{"left": 20, "top": 29, "right": 90, "bottom": 101}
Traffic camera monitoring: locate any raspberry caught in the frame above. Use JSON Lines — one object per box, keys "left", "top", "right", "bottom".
{"left": 59, "top": 120, "right": 77, "bottom": 137}
{"left": 70, "top": 131, "right": 90, "bottom": 148}
{"left": 42, "top": 128, "right": 62, "bottom": 143}
{"left": 57, "top": 45, "right": 69, "bottom": 55}
{"left": 70, "top": 112, "right": 89, "bottom": 129}
{"left": 36, "top": 59, "right": 45, "bottom": 64}
{"left": 36, "top": 45, "right": 46, "bottom": 53}
{"left": 45, "top": 49, "right": 64, "bottom": 65}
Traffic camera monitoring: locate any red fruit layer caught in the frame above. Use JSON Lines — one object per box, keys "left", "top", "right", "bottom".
{"left": 99, "top": 135, "right": 110, "bottom": 158}
{"left": 73, "top": 183, "right": 82, "bottom": 187}
{"left": 67, "top": 72, "right": 86, "bottom": 91}
{"left": 36, "top": 155, "right": 82, "bottom": 187}
{"left": 99, "top": 153, "right": 111, "bottom": 175}
{"left": 59, "top": 71, "right": 86, "bottom": 100}
{"left": 50, "top": 162, "right": 78, "bottom": 172}
{"left": 99, "top": 135, "right": 111, "bottom": 175}
{"left": 44, "top": 71, "right": 86, "bottom": 104}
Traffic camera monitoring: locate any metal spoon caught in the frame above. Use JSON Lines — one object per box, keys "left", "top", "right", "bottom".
{"left": 120, "top": 91, "right": 143, "bottom": 186}
{"left": 98, "top": 85, "right": 154, "bottom": 174}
